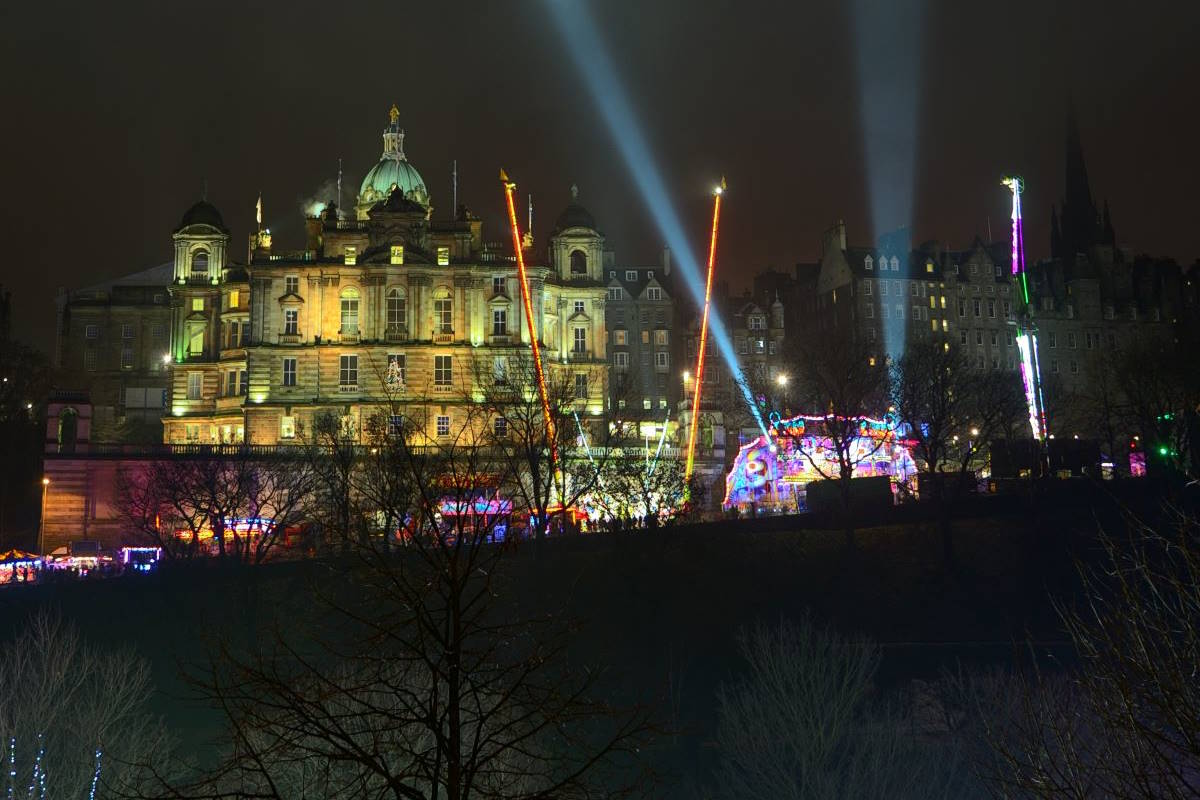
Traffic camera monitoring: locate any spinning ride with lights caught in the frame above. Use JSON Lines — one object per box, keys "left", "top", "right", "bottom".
{"left": 1003, "top": 176, "right": 1049, "bottom": 443}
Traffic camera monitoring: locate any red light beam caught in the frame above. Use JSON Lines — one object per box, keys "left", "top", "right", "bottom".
{"left": 685, "top": 178, "right": 725, "bottom": 483}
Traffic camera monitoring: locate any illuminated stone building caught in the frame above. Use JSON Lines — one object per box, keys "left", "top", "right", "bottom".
{"left": 162, "top": 105, "right": 609, "bottom": 447}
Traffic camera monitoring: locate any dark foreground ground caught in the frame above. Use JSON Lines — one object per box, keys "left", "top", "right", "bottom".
{"left": 0, "top": 478, "right": 1176, "bottom": 791}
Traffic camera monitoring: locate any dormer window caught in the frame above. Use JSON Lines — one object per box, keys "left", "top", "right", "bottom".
{"left": 390, "top": 245, "right": 405, "bottom": 265}
{"left": 344, "top": 246, "right": 357, "bottom": 265}
{"left": 570, "top": 250, "right": 588, "bottom": 274}
{"left": 191, "top": 250, "right": 209, "bottom": 276}
{"left": 437, "top": 246, "right": 450, "bottom": 266}
{"left": 748, "top": 315, "right": 766, "bottom": 331}
{"left": 890, "top": 256, "right": 899, "bottom": 270}
{"left": 647, "top": 287, "right": 663, "bottom": 301}
{"left": 865, "top": 255, "right": 874, "bottom": 270}
{"left": 625, "top": 270, "right": 637, "bottom": 282}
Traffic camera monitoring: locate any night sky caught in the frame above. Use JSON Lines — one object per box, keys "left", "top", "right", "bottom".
{"left": 1, "top": 0, "right": 1196, "bottom": 350}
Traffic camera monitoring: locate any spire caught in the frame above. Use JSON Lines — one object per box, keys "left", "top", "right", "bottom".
{"left": 1061, "top": 98, "right": 1099, "bottom": 259}
{"left": 389, "top": 104, "right": 400, "bottom": 125}
{"left": 570, "top": 183, "right": 579, "bottom": 202}
{"left": 1050, "top": 205, "right": 1062, "bottom": 260}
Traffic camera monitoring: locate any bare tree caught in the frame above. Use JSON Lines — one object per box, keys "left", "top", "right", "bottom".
{"left": 787, "top": 335, "right": 889, "bottom": 546}
{"left": 0, "top": 612, "right": 171, "bottom": 798}
{"left": 977, "top": 510, "right": 1200, "bottom": 798}
{"left": 595, "top": 437, "right": 695, "bottom": 528}
{"left": 710, "top": 616, "right": 972, "bottom": 799}
{"left": 140, "top": 402, "right": 656, "bottom": 800}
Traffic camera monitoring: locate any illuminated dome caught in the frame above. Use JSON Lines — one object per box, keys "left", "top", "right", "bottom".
{"left": 358, "top": 105, "right": 430, "bottom": 209}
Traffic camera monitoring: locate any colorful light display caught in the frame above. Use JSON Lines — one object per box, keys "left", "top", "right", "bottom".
{"left": 1003, "top": 175, "right": 1048, "bottom": 441}
{"left": 724, "top": 412, "right": 916, "bottom": 509}
{"left": 685, "top": 179, "right": 725, "bottom": 482}
{"left": 501, "top": 170, "right": 557, "bottom": 470}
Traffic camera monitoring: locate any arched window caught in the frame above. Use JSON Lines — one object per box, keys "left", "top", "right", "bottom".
{"left": 570, "top": 250, "right": 588, "bottom": 274}
{"left": 434, "top": 288, "right": 453, "bottom": 333}
{"left": 191, "top": 250, "right": 209, "bottom": 276}
{"left": 386, "top": 288, "right": 406, "bottom": 332}
{"left": 340, "top": 287, "right": 360, "bottom": 334}
{"left": 57, "top": 407, "right": 79, "bottom": 454}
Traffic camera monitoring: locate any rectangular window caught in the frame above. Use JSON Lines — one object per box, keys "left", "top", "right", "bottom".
{"left": 344, "top": 246, "right": 357, "bottom": 265}
{"left": 437, "top": 246, "right": 450, "bottom": 266}
{"left": 992, "top": 355, "right": 1000, "bottom": 370}
{"left": 607, "top": 286, "right": 623, "bottom": 301}
{"left": 284, "top": 308, "right": 298, "bottom": 335}
{"left": 435, "top": 297, "right": 452, "bottom": 332}
{"left": 84, "top": 349, "right": 97, "bottom": 371}
{"left": 121, "top": 324, "right": 135, "bottom": 339}
{"left": 931, "top": 318, "right": 938, "bottom": 332}
{"left": 977, "top": 355, "right": 985, "bottom": 370}
{"left": 389, "top": 415, "right": 405, "bottom": 436}
{"left": 574, "top": 373, "right": 588, "bottom": 399}
{"left": 864, "top": 281, "right": 872, "bottom": 296}
{"left": 493, "top": 276, "right": 505, "bottom": 295}
{"left": 614, "top": 352, "right": 629, "bottom": 370}
{"left": 150, "top": 323, "right": 165, "bottom": 339}
{"left": 239, "top": 370, "right": 248, "bottom": 396}
{"left": 737, "top": 337, "right": 748, "bottom": 354}
{"left": 647, "top": 287, "right": 663, "bottom": 300}
{"left": 753, "top": 338, "right": 765, "bottom": 354}
{"left": 912, "top": 306, "right": 921, "bottom": 321}
{"left": 1049, "top": 332, "right": 1057, "bottom": 348}
{"left": 910, "top": 283, "right": 918, "bottom": 297}
{"left": 866, "top": 304, "right": 874, "bottom": 319}
{"left": 225, "top": 370, "right": 236, "bottom": 396}
{"left": 229, "top": 290, "right": 240, "bottom": 309}
{"left": 340, "top": 294, "right": 359, "bottom": 333}
{"left": 285, "top": 275, "right": 300, "bottom": 295}
{"left": 641, "top": 330, "right": 650, "bottom": 344}
{"left": 957, "top": 299, "right": 966, "bottom": 318}
{"left": 654, "top": 330, "right": 668, "bottom": 346}
{"left": 896, "top": 305, "right": 904, "bottom": 321}
{"left": 390, "top": 245, "right": 405, "bottom": 265}
{"left": 625, "top": 270, "right": 637, "bottom": 282}
{"left": 434, "top": 355, "right": 452, "bottom": 386}
{"left": 387, "top": 354, "right": 406, "bottom": 387}
{"left": 987, "top": 299, "right": 996, "bottom": 318}
{"left": 990, "top": 332, "right": 998, "bottom": 346}
{"left": 192, "top": 298, "right": 204, "bottom": 312}
{"left": 976, "top": 331, "right": 984, "bottom": 346}
{"left": 282, "top": 357, "right": 297, "bottom": 386}
{"left": 186, "top": 371, "right": 202, "bottom": 400}
{"left": 120, "top": 347, "right": 133, "bottom": 369}
{"left": 1070, "top": 360, "right": 1079, "bottom": 374}
{"left": 769, "top": 340, "right": 777, "bottom": 354}
{"left": 573, "top": 327, "right": 587, "bottom": 353}
{"left": 1006, "top": 331, "right": 1014, "bottom": 346}
{"left": 883, "top": 306, "right": 891, "bottom": 320}
{"left": 574, "top": 300, "right": 586, "bottom": 315}
{"left": 492, "top": 355, "right": 507, "bottom": 384}
{"left": 655, "top": 352, "right": 669, "bottom": 369}
{"left": 387, "top": 293, "right": 406, "bottom": 331}
{"left": 1068, "top": 332, "right": 1077, "bottom": 349}
{"left": 493, "top": 416, "right": 508, "bottom": 438}
{"left": 339, "top": 355, "right": 358, "bottom": 387}
{"left": 614, "top": 329, "right": 627, "bottom": 345}
{"left": 881, "top": 282, "right": 889, "bottom": 297}
{"left": 1003, "top": 300, "right": 1011, "bottom": 319}
{"left": 748, "top": 316, "right": 766, "bottom": 331}
{"left": 280, "top": 416, "right": 296, "bottom": 439}
{"left": 492, "top": 308, "right": 507, "bottom": 336}
{"left": 1051, "top": 359, "right": 1059, "bottom": 373}
{"left": 436, "top": 415, "right": 450, "bottom": 437}
{"left": 973, "top": 298, "right": 981, "bottom": 317}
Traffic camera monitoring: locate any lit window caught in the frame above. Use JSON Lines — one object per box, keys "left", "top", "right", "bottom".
{"left": 192, "top": 298, "right": 204, "bottom": 312}
{"left": 120, "top": 347, "right": 133, "bottom": 369}
{"left": 493, "top": 416, "right": 508, "bottom": 438}
{"left": 437, "top": 246, "right": 450, "bottom": 266}
{"left": 339, "top": 355, "right": 358, "bottom": 387}
{"left": 614, "top": 330, "right": 627, "bottom": 345}
{"left": 931, "top": 319, "right": 938, "bottom": 332}
{"left": 390, "top": 245, "right": 404, "bottom": 265}
{"left": 573, "top": 327, "right": 587, "bottom": 353}
{"left": 229, "top": 290, "right": 240, "bottom": 309}
{"left": 436, "top": 415, "right": 451, "bottom": 437}
{"left": 280, "top": 415, "right": 296, "bottom": 439}
{"left": 926, "top": 262, "right": 934, "bottom": 273}
{"left": 284, "top": 309, "right": 298, "bottom": 335}
{"left": 492, "top": 308, "right": 507, "bottom": 336}
{"left": 641, "top": 330, "right": 650, "bottom": 344}
{"left": 434, "top": 290, "right": 453, "bottom": 333}
{"left": 575, "top": 373, "right": 588, "bottom": 399}
{"left": 642, "top": 398, "right": 652, "bottom": 410}
{"left": 868, "top": 356, "right": 877, "bottom": 367}
{"left": 186, "top": 372, "right": 203, "bottom": 400}
{"left": 340, "top": 288, "right": 360, "bottom": 333}
{"left": 344, "top": 246, "right": 357, "bottom": 265}
{"left": 285, "top": 275, "right": 300, "bottom": 295}
{"left": 387, "top": 354, "right": 406, "bottom": 387}
{"left": 654, "top": 330, "right": 668, "bottom": 346}
{"left": 434, "top": 355, "right": 452, "bottom": 387}
{"left": 282, "top": 357, "right": 296, "bottom": 387}
{"left": 492, "top": 355, "right": 507, "bottom": 384}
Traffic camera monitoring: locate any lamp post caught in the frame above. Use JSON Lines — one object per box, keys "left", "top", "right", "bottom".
{"left": 38, "top": 477, "right": 49, "bottom": 560}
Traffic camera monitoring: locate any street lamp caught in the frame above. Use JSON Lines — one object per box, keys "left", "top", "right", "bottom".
{"left": 970, "top": 427, "right": 980, "bottom": 437}
{"left": 38, "top": 478, "right": 49, "bottom": 560}
{"left": 776, "top": 374, "right": 789, "bottom": 387}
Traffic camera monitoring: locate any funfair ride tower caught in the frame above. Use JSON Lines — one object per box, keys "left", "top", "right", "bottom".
{"left": 1003, "top": 176, "right": 1049, "bottom": 444}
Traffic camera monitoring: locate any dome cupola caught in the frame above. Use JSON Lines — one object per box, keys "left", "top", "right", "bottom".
{"left": 358, "top": 104, "right": 430, "bottom": 216}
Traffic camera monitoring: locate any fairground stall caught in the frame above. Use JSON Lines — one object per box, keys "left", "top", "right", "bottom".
{"left": 724, "top": 412, "right": 917, "bottom": 512}
{"left": 0, "top": 550, "right": 43, "bottom": 585}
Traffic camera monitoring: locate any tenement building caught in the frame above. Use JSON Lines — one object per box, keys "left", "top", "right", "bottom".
{"left": 163, "top": 106, "right": 609, "bottom": 447}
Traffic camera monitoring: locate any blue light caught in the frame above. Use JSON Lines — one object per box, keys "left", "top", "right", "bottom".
{"left": 544, "top": 0, "right": 767, "bottom": 436}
